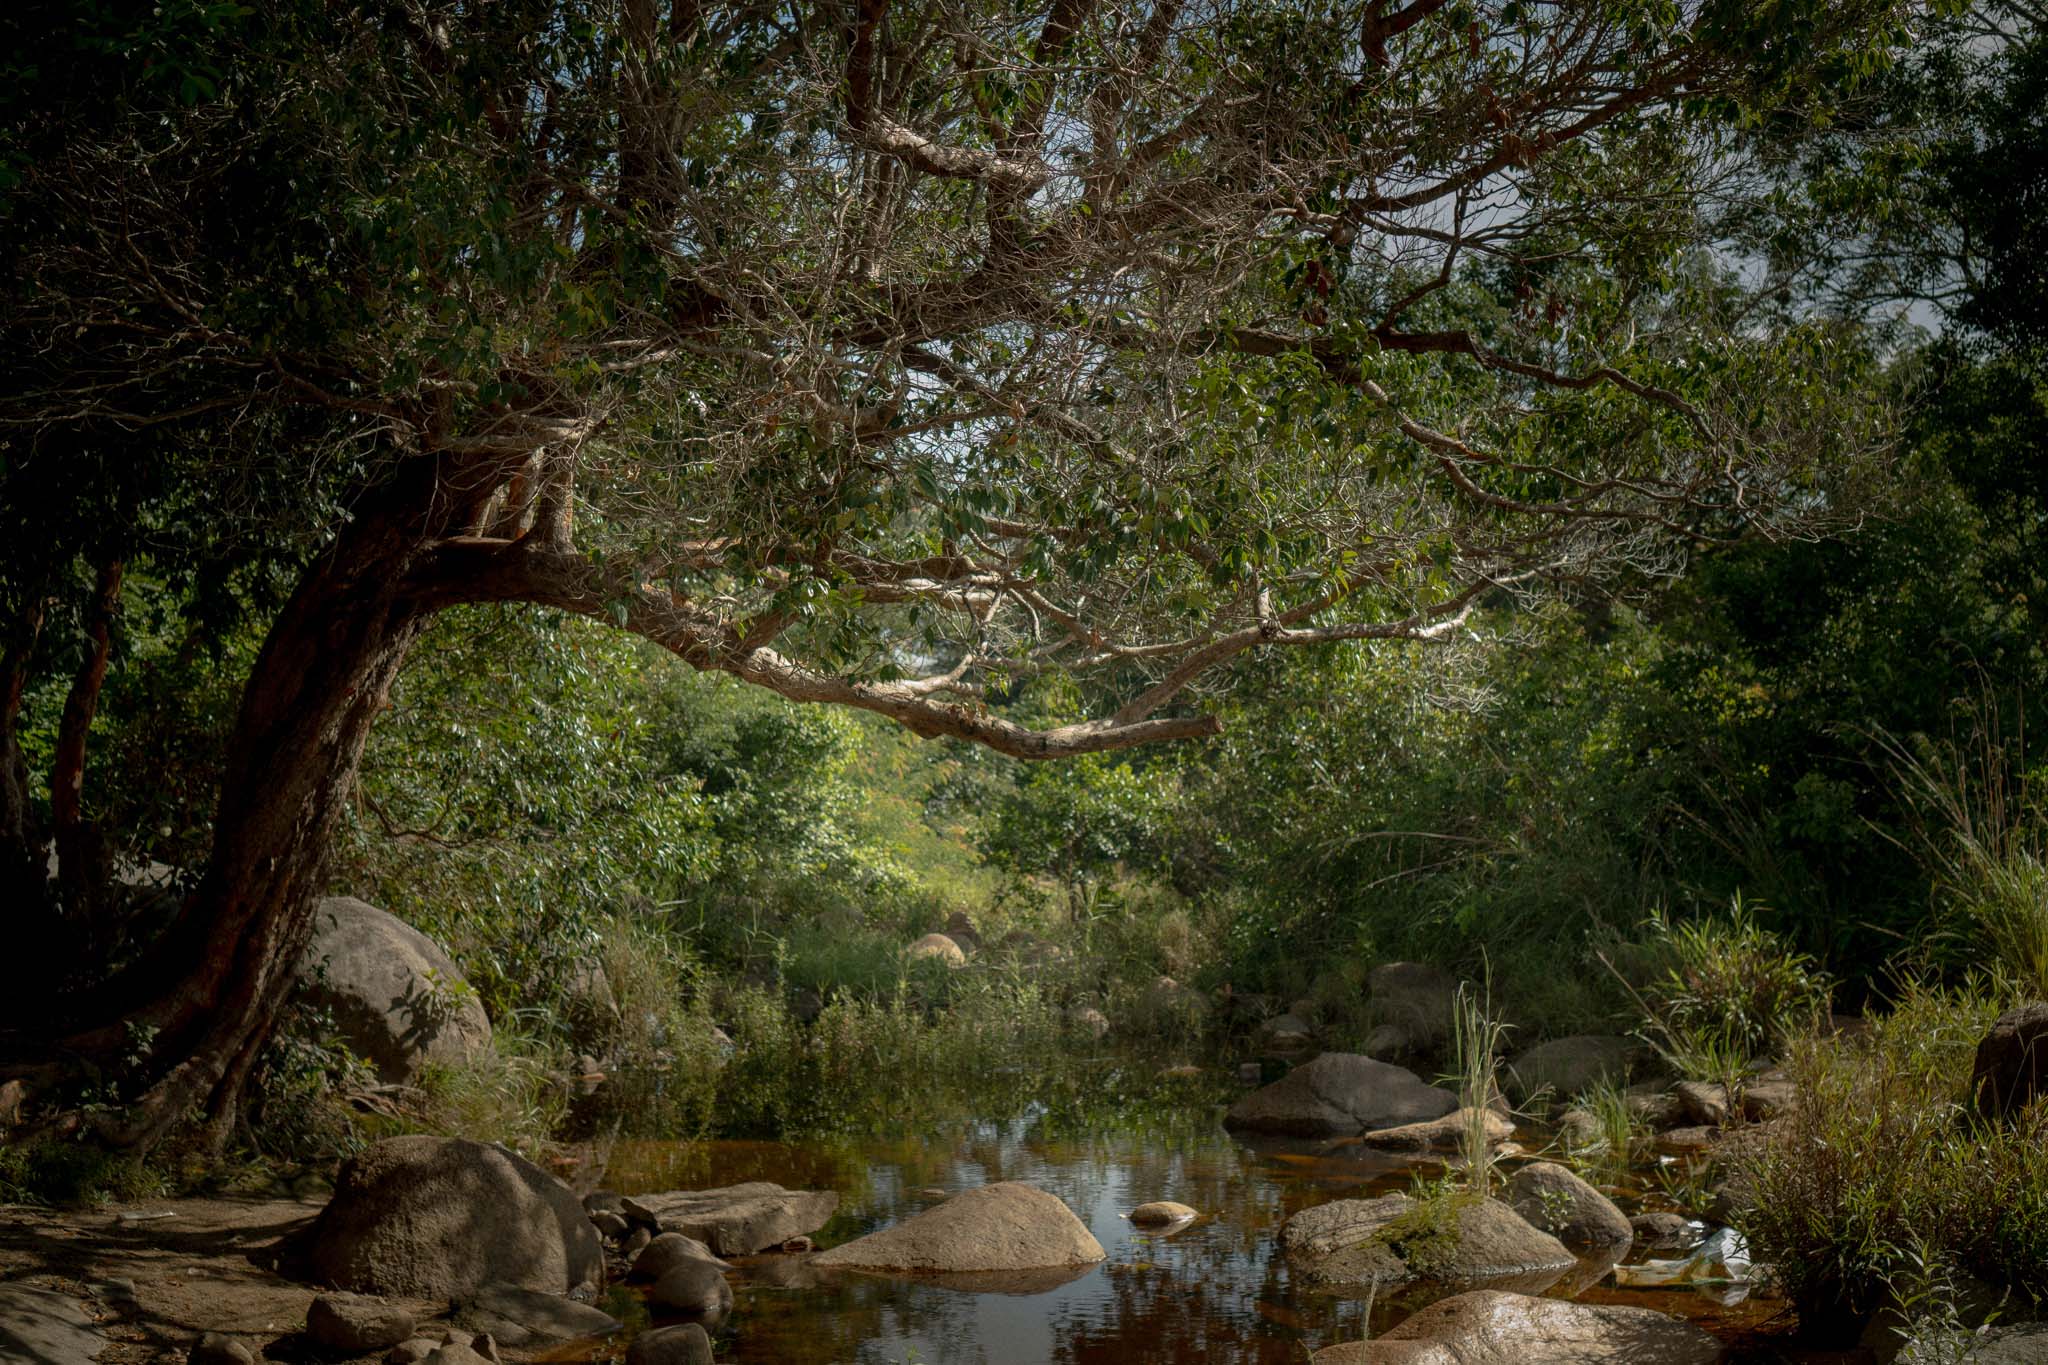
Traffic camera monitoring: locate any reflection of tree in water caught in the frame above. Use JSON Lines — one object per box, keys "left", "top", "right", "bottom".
{"left": 722, "top": 1273, "right": 989, "bottom": 1365}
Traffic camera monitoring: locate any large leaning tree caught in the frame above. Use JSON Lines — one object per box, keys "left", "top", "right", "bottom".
{"left": 2, "top": 0, "right": 1905, "bottom": 1148}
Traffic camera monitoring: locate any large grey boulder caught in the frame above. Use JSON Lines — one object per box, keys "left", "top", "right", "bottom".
{"left": 621, "top": 1183, "right": 838, "bottom": 1256}
{"left": 1281, "top": 1194, "right": 1574, "bottom": 1288}
{"left": 812, "top": 1181, "right": 1104, "bottom": 1274}
{"left": 1311, "top": 1290, "right": 1723, "bottom": 1363}
{"left": 1224, "top": 1053, "right": 1457, "bottom": 1136}
{"left": 306, "top": 1136, "right": 603, "bottom": 1300}
{"left": 1971, "top": 1003, "right": 2048, "bottom": 1121}
{"left": 299, "top": 897, "right": 492, "bottom": 1084}
{"left": 1507, "top": 1035, "right": 1638, "bottom": 1103}
{"left": 1504, "top": 1162, "right": 1633, "bottom": 1250}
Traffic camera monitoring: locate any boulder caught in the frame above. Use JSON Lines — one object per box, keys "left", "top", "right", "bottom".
{"left": 1260, "top": 1013, "right": 1315, "bottom": 1048}
{"left": 1630, "top": 1212, "right": 1701, "bottom": 1253}
{"left": 812, "top": 1181, "right": 1104, "bottom": 1274}
{"left": 1224, "top": 1053, "right": 1458, "bottom": 1137}
{"left": 454, "top": 1284, "right": 621, "bottom": 1346}
{"left": 298, "top": 897, "right": 493, "bottom": 1084}
{"left": 1674, "top": 1080, "right": 1732, "bottom": 1127}
{"left": 1367, "top": 962, "right": 1459, "bottom": 1052}
{"left": 190, "top": 1334, "right": 260, "bottom": 1365}
{"left": 1972, "top": 1003, "right": 2048, "bottom": 1121}
{"left": 1069, "top": 1005, "right": 1110, "bottom": 1039}
{"left": 419, "top": 1337, "right": 501, "bottom": 1365}
{"left": 305, "top": 1136, "right": 603, "bottom": 1299}
{"left": 1309, "top": 1289, "right": 1723, "bottom": 1364}
{"left": 943, "top": 911, "right": 983, "bottom": 953}
{"left": 1504, "top": 1162, "right": 1633, "bottom": 1250}
{"left": 1129, "top": 1201, "right": 1198, "bottom": 1228}
{"left": 1507, "top": 1035, "right": 1637, "bottom": 1103}
{"left": 1741, "top": 1073, "right": 1799, "bottom": 1121}
{"left": 631, "top": 1232, "right": 731, "bottom": 1281}
{"left": 646, "top": 1262, "right": 732, "bottom": 1320}
{"left": 1282, "top": 1194, "right": 1575, "bottom": 1287}
{"left": 1354, "top": 1107, "right": 1512, "bottom": 1153}
{"left": 906, "top": 933, "right": 966, "bottom": 967}
{"left": 626, "top": 1324, "right": 715, "bottom": 1365}
{"left": 307, "top": 1292, "right": 417, "bottom": 1353}
{"left": 621, "top": 1183, "right": 838, "bottom": 1257}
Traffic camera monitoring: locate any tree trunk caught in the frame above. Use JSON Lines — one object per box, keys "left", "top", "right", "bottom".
{"left": 51, "top": 459, "right": 487, "bottom": 1152}
{"left": 53, "top": 557, "right": 123, "bottom": 930}
{"left": 0, "top": 600, "right": 46, "bottom": 909}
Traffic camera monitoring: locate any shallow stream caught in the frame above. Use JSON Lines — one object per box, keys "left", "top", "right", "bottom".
{"left": 573, "top": 1078, "right": 1790, "bottom": 1364}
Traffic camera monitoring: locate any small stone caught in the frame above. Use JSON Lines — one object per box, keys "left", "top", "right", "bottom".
{"left": 625, "top": 1323, "right": 715, "bottom": 1365}
{"left": 1629, "top": 1212, "right": 1700, "bottom": 1252}
{"left": 633, "top": 1231, "right": 731, "bottom": 1281}
{"left": 98, "top": 1277, "right": 139, "bottom": 1303}
{"left": 190, "top": 1333, "right": 259, "bottom": 1365}
{"left": 385, "top": 1340, "right": 441, "bottom": 1365}
{"left": 309, "top": 1292, "right": 417, "bottom": 1353}
{"left": 779, "top": 1235, "right": 813, "bottom": 1253}
{"left": 1236, "top": 1062, "right": 1263, "bottom": 1085}
{"left": 591, "top": 1211, "right": 629, "bottom": 1238}
{"left": 1129, "top": 1201, "right": 1198, "bottom": 1228}
{"left": 646, "top": 1261, "right": 732, "bottom": 1319}
{"left": 906, "top": 933, "right": 967, "bottom": 967}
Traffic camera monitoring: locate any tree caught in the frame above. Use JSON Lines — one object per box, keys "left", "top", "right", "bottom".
{"left": 1, "top": 0, "right": 1913, "bottom": 1148}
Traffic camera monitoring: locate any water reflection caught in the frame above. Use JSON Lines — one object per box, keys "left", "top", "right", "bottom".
{"left": 595, "top": 1100, "right": 1729, "bottom": 1365}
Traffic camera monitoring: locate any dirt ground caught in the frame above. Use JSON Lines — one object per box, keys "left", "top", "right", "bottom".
{"left": 0, "top": 1197, "right": 444, "bottom": 1364}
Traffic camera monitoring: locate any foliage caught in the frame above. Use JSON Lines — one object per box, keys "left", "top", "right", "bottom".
{"left": 1635, "top": 898, "right": 1832, "bottom": 1078}
{"left": 1732, "top": 978, "right": 2048, "bottom": 1340}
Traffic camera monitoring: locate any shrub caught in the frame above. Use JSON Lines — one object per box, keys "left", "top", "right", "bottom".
{"left": 1731, "top": 978, "right": 2048, "bottom": 1342}
{"left": 1631, "top": 896, "right": 1830, "bottom": 1081}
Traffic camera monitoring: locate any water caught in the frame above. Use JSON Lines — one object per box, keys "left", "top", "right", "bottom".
{"left": 586, "top": 1094, "right": 1783, "bottom": 1363}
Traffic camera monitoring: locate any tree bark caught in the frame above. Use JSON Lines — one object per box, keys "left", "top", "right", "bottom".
{"left": 0, "top": 600, "right": 46, "bottom": 906}
{"left": 52, "top": 557, "right": 124, "bottom": 927}
{"left": 49, "top": 457, "right": 495, "bottom": 1151}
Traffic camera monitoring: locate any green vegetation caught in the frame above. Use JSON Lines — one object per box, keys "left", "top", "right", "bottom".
{"left": 1733, "top": 979, "right": 2048, "bottom": 1339}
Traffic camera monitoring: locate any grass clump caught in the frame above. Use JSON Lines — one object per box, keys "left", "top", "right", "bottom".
{"left": 1444, "top": 980, "right": 1511, "bottom": 1199}
{"left": 1375, "top": 1175, "right": 1479, "bottom": 1279}
{"left": 0, "top": 1137, "right": 167, "bottom": 1207}
{"left": 1730, "top": 977, "right": 2048, "bottom": 1342}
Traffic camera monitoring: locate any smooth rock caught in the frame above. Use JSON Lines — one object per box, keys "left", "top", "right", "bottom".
{"left": 1362, "top": 1023, "right": 1413, "bottom": 1059}
{"left": 1741, "top": 1073, "right": 1799, "bottom": 1121}
{"left": 625, "top": 1323, "right": 715, "bottom": 1365}
{"left": 1504, "top": 1162, "right": 1633, "bottom": 1250}
{"left": 1626, "top": 1084, "right": 1687, "bottom": 1129}
{"left": 622, "top": 1226, "right": 653, "bottom": 1261}
{"left": 0, "top": 1285, "right": 102, "bottom": 1365}
{"left": 419, "top": 1336, "right": 501, "bottom": 1365}
{"left": 1507, "top": 1035, "right": 1638, "bottom": 1103}
{"left": 455, "top": 1284, "right": 621, "bottom": 1346}
{"left": 583, "top": 1191, "right": 625, "bottom": 1217}
{"left": 1656, "top": 1125, "right": 1720, "bottom": 1154}
{"left": 812, "top": 1181, "right": 1104, "bottom": 1273}
{"left": 308, "top": 1292, "right": 417, "bottom": 1353}
{"left": 385, "top": 1340, "right": 442, "bottom": 1365}
{"left": 906, "top": 933, "right": 967, "bottom": 967}
{"left": 1310, "top": 1288, "right": 1723, "bottom": 1363}
{"left": 621, "top": 1183, "right": 838, "bottom": 1256}
{"left": 1224, "top": 1052, "right": 1458, "bottom": 1136}
{"left": 1972, "top": 1002, "right": 2048, "bottom": 1121}
{"left": 1674, "top": 1080, "right": 1732, "bottom": 1126}
{"left": 1129, "top": 1201, "right": 1198, "bottom": 1228}
{"left": 1260, "top": 1013, "right": 1315, "bottom": 1047}
{"left": 305, "top": 1135, "right": 603, "bottom": 1299}
{"left": 631, "top": 1232, "right": 731, "bottom": 1281}
{"left": 591, "top": 1211, "right": 628, "bottom": 1238}
{"left": 1355, "top": 1107, "right": 1512, "bottom": 1152}
{"left": 646, "top": 1262, "right": 732, "bottom": 1319}
{"left": 1630, "top": 1212, "right": 1701, "bottom": 1252}
{"left": 297, "top": 896, "right": 493, "bottom": 1084}
{"left": 1282, "top": 1194, "right": 1575, "bottom": 1287}
{"left": 189, "top": 1333, "right": 258, "bottom": 1365}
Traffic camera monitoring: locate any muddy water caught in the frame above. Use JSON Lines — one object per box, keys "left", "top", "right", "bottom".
{"left": 585, "top": 1103, "right": 1783, "bottom": 1364}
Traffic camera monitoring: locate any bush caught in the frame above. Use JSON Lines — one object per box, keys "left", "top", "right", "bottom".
{"left": 1732, "top": 978, "right": 2048, "bottom": 1342}
{"left": 1630, "top": 896, "right": 1830, "bottom": 1082}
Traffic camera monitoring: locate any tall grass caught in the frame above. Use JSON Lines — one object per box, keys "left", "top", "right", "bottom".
{"left": 1731, "top": 977, "right": 2048, "bottom": 1342}
{"left": 1447, "top": 980, "right": 1511, "bottom": 1199}
{"left": 1884, "top": 710, "right": 2048, "bottom": 995}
